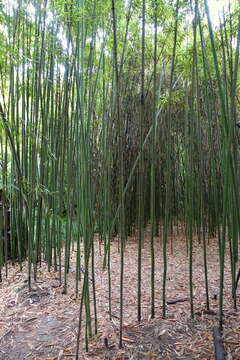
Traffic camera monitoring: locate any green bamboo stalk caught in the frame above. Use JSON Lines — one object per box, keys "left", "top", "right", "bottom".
{"left": 137, "top": 0, "right": 145, "bottom": 323}
{"left": 150, "top": 0, "right": 158, "bottom": 319}
{"left": 111, "top": 0, "right": 125, "bottom": 347}
{"left": 162, "top": 0, "right": 179, "bottom": 318}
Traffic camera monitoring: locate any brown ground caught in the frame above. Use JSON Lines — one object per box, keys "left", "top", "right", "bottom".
{"left": 0, "top": 228, "right": 240, "bottom": 360}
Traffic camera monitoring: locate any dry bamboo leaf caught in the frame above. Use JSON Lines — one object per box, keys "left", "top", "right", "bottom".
{"left": 122, "top": 336, "right": 136, "bottom": 343}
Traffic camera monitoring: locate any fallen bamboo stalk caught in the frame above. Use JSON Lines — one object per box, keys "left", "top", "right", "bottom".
{"left": 212, "top": 327, "right": 225, "bottom": 360}
{"left": 167, "top": 298, "right": 188, "bottom": 305}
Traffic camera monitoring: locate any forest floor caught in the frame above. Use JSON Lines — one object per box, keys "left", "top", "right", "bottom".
{"left": 0, "top": 227, "right": 240, "bottom": 360}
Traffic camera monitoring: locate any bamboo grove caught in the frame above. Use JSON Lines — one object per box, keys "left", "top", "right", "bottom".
{"left": 0, "top": 0, "right": 240, "bottom": 357}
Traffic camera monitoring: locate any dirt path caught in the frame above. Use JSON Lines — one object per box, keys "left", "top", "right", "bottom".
{"left": 0, "top": 231, "right": 239, "bottom": 359}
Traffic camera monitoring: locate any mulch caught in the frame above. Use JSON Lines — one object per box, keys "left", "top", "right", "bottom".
{"left": 0, "top": 227, "right": 239, "bottom": 359}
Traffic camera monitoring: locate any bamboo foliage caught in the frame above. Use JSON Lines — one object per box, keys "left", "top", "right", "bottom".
{"left": 0, "top": 0, "right": 239, "bottom": 353}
